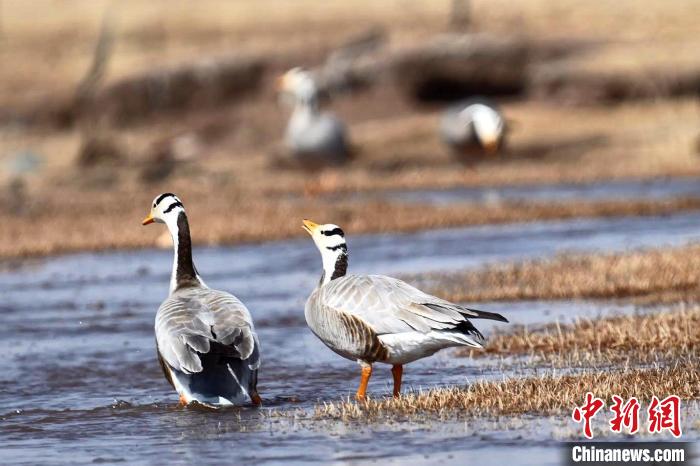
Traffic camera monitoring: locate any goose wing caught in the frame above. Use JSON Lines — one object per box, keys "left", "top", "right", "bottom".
{"left": 440, "top": 106, "right": 474, "bottom": 145}
{"left": 316, "top": 274, "right": 507, "bottom": 336}
{"left": 155, "top": 287, "right": 260, "bottom": 374}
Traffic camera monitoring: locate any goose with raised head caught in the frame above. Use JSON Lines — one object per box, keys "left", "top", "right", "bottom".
{"left": 278, "top": 67, "right": 350, "bottom": 168}
{"left": 440, "top": 98, "right": 506, "bottom": 161}
{"left": 142, "top": 193, "right": 261, "bottom": 407}
{"left": 301, "top": 219, "right": 508, "bottom": 400}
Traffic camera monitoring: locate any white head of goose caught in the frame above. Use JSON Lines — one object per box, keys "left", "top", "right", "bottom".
{"left": 142, "top": 193, "right": 261, "bottom": 407}
{"left": 278, "top": 67, "right": 350, "bottom": 167}
{"left": 440, "top": 98, "right": 506, "bottom": 161}
{"left": 302, "top": 219, "right": 508, "bottom": 400}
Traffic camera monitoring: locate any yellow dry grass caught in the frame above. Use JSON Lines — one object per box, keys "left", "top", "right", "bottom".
{"left": 4, "top": 191, "right": 700, "bottom": 260}
{"left": 461, "top": 306, "right": 699, "bottom": 365}
{"left": 309, "top": 255, "right": 700, "bottom": 420}
{"left": 2, "top": 1, "right": 700, "bottom": 260}
{"left": 423, "top": 243, "right": 700, "bottom": 304}
{"left": 3, "top": 0, "right": 699, "bottom": 107}
{"left": 316, "top": 304, "right": 699, "bottom": 420}
{"left": 1, "top": 92, "right": 699, "bottom": 260}
{"left": 470, "top": 0, "right": 700, "bottom": 42}
{"left": 314, "top": 361, "right": 699, "bottom": 420}
{"left": 0, "top": 0, "right": 444, "bottom": 107}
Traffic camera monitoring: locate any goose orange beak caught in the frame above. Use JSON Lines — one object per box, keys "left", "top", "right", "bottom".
{"left": 142, "top": 215, "right": 155, "bottom": 226}
{"left": 302, "top": 219, "right": 319, "bottom": 235}
{"left": 483, "top": 138, "right": 500, "bottom": 154}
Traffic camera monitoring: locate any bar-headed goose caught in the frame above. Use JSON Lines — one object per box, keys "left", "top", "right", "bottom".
{"left": 440, "top": 98, "right": 506, "bottom": 161}
{"left": 302, "top": 220, "right": 508, "bottom": 400}
{"left": 278, "top": 67, "right": 350, "bottom": 168}
{"left": 142, "top": 193, "right": 261, "bottom": 407}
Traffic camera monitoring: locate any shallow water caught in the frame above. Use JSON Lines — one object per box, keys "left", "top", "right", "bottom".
{"left": 3, "top": 211, "right": 700, "bottom": 464}
{"left": 349, "top": 177, "right": 700, "bottom": 206}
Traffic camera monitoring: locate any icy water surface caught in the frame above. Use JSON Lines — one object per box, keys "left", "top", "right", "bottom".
{"left": 3, "top": 211, "right": 700, "bottom": 464}
{"left": 351, "top": 177, "right": 700, "bottom": 205}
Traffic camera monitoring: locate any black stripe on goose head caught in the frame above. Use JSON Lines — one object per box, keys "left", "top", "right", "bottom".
{"left": 163, "top": 201, "right": 183, "bottom": 214}
{"left": 321, "top": 227, "right": 344, "bottom": 238}
{"left": 154, "top": 192, "right": 177, "bottom": 207}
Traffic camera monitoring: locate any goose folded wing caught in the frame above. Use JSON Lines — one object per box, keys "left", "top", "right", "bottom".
{"left": 318, "top": 274, "right": 503, "bottom": 336}
{"left": 156, "top": 289, "right": 260, "bottom": 374}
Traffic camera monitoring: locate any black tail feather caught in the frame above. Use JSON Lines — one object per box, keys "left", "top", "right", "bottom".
{"left": 464, "top": 307, "right": 509, "bottom": 323}
{"left": 453, "top": 319, "right": 485, "bottom": 340}
{"left": 424, "top": 303, "right": 509, "bottom": 323}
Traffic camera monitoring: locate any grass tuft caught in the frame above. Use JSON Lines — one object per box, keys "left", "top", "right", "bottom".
{"left": 314, "top": 361, "right": 699, "bottom": 420}
{"left": 460, "top": 306, "right": 699, "bottom": 366}
{"left": 420, "top": 244, "right": 700, "bottom": 303}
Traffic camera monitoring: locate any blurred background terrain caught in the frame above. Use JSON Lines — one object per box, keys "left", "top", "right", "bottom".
{"left": 1, "top": 4, "right": 700, "bottom": 463}
{"left": 1, "top": 0, "right": 699, "bottom": 258}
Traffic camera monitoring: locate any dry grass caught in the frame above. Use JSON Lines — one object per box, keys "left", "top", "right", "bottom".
{"left": 313, "top": 304, "right": 700, "bottom": 420}
{"left": 4, "top": 190, "right": 700, "bottom": 260}
{"left": 460, "top": 306, "right": 699, "bottom": 365}
{"left": 3, "top": 0, "right": 699, "bottom": 107}
{"left": 314, "top": 360, "right": 699, "bottom": 420}
{"left": 422, "top": 243, "right": 700, "bottom": 304}
{"left": 0, "top": 0, "right": 445, "bottom": 108}
{"left": 2, "top": 2, "right": 700, "bottom": 259}
{"left": 2, "top": 95, "right": 699, "bottom": 259}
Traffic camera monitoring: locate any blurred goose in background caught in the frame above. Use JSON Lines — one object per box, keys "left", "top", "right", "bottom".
{"left": 302, "top": 219, "right": 508, "bottom": 400}
{"left": 440, "top": 98, "right": 506, "bottom": 161}
{"left": 142, "top": 194, "right": 261, "bottom": 407}
{"left": 278, "top": 67, "right": 350, "bottom": 168}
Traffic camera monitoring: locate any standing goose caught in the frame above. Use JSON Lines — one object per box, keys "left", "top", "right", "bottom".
{"left": 142, "top": 193, "right": 261, "bottom": 406}
{"left": 302, "top": 220, "right": 508, "bottom": 400}
{"left": 440, "top": 98, "right": 506, "bottom": 161}
{"left": 278, "top": 67, "right": 350, "bottom": 168}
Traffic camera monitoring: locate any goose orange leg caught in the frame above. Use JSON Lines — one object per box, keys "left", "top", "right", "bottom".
{"left": 178, "top": 393, "right": 188, "bottom": 406}
{"left": 356, "top": 365, "right": 373, "bottom": 400}
{"left": 251, "top": 391, "right": 263, "bottom": 406}
{"left": 391, "top": 364, "right": 403, "bottom": 397}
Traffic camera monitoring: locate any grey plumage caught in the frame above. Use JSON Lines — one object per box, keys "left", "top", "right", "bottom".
{"left": 302, "top": 219, "right": 508, "bottom": 398}
{"left": 156, "top": 287, "right": 260, "bottom": 404}
{"left": 285, "top": 110, "right": 349, "bottom": 166}
{"left": 143, "top": 193, "right": 260, "bottom": 406}
{"left": 280, "top": 68, "right": 350, "bottom": 167}
{"left": 306, "top": 273, "right": 506, "bottom": 364}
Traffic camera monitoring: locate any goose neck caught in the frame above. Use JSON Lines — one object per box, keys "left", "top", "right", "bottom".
{"left": 320, "top": 250, "right": 348, "bottom": 286}
{"left": 166, "top": 212, "right": 203, "bottom": 293}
